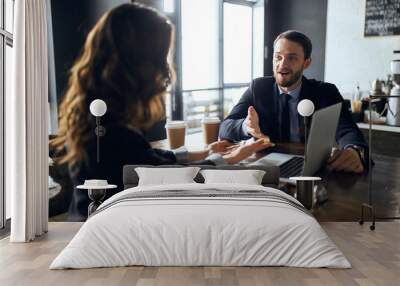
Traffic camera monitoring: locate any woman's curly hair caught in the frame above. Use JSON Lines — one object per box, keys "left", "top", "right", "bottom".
{"left": 51, "top": 3, "right": 175, "bottom": 166}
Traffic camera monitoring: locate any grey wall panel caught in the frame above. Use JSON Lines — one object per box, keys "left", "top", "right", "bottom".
{"left": 49, "top": 0, "right": 166, "bottom": 139}
{"left": 264, "top": 0, "right": 327, "bottom": 81}
{"left": 50, "top": 0, "right": 130, "bottom": 105}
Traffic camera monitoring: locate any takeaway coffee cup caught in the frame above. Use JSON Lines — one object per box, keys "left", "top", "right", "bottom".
{"left": 201, "top": 117, "right": 221, "bottom": 145}
{"left": 165, "top": 121, "right": 186, "bottom": 149}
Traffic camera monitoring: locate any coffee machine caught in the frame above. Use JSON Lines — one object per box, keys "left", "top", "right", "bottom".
{"left": 386, "top": 52, "right": 400, "bottom": 126}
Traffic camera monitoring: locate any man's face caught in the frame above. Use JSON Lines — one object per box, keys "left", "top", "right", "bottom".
{"left": 273, "top": 38, "right": 311, "bottom": 89}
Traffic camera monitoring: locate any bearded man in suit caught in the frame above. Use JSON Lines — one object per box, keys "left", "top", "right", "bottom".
{"left": 219, "top": 30, "right": 367, "bottom": 173}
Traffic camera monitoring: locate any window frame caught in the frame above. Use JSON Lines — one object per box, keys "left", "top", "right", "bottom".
{"left": 0, "top": 0, "right": 13, "bottom": 231}
{"left": 170, "top": 0, "right": 262, "bottom": 123}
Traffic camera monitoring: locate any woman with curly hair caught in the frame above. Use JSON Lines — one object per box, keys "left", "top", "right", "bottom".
{"left": 51, "top": 3, "right": 271, "bottom": 221}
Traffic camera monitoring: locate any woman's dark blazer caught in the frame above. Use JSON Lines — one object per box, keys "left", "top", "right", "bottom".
{"left": 68, "top": 125, "right": 212, "bottom": 221}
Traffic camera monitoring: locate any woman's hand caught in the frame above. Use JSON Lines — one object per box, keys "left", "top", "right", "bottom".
{"left": 207, "top": 140, "right": 236, "bottom": 154}
{"left": 186, "top": 140, "right": 237, "bottom": 161}
{"left": 223, "top": 138, "right": 274, "bottom": 164}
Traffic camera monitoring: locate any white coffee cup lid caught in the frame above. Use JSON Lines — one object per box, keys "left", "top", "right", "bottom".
{"left": 165, "top": 121, "right": 186, "bottom": 129}
{"left": 201, "top": 117, "right": 220, "bottom": 124}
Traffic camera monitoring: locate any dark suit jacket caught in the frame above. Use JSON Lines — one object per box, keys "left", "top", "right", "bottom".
{"left": 68, "top": 125, "right": 213, "bottom": 222}
{"left": 219, "top": 76, "right": 368, "bottom": 151}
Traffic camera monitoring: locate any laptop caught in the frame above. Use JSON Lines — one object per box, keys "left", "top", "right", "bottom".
{"left": 248, "top": 102, "right": 342, "bottom": 183}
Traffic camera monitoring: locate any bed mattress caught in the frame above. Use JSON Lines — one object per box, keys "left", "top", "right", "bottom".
{"left": 50, "top": 183, "right": 350, "bottom": 269}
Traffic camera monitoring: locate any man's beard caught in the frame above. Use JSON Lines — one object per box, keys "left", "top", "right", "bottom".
{"left": 274, "top": 68, "right": 303, "bottom": 87}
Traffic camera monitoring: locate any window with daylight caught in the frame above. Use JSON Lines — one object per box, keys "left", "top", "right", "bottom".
{"left": 165, "top": 0, "right": 264, "bottom": 132}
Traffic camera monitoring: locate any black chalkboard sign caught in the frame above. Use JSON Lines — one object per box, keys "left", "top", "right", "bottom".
{"left": 365, "top": 0, "right": 400, "bottom": 36}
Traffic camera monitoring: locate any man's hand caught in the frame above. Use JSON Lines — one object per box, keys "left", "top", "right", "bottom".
{"left": 207, "top": 140, "right": 235, "bottom": 154}
{"left": 246, "top": 106, "right": 269, "bottom": 140}
{"left": 328, "top": 147, "right": 364, "bottom": 173}
{"left": 223, "top": 138, "right": 274, "bottom": 164}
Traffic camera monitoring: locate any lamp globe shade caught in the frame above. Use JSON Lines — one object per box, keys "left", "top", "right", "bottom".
{"left": 90, "top": 99, "right": 107, "bottom": 117}
{"left": 297, "top": 99, "right": 315, "bottom": 117}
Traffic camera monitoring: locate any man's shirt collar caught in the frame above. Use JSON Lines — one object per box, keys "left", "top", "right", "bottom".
{"left": 277, "top": 82, "right": 302, "bottom": 100}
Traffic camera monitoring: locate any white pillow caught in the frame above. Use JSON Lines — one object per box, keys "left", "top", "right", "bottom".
{"left": 135, "top": 167, "right": 201, "bottom": 186}
{"left": 200, "top": 169, "right": 266, "bottom": 185}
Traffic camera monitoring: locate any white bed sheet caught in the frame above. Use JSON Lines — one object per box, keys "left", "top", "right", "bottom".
{"left": 50, "top": 183, "right": 350, "bottom": 269}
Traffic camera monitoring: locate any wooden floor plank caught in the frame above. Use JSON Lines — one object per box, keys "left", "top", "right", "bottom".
{"left": 0, "top": 222, "right": 399, "bottom": 286}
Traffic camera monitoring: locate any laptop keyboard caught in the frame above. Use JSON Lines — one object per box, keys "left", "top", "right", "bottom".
{"left": 280, "top": 156, "right": 304, "bottom": 178}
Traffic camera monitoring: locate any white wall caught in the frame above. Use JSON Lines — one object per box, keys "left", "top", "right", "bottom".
{"left": 325, "top": 0, "right": 400, "bottom": 99}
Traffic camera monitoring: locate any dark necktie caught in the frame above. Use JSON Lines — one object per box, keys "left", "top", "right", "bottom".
{"left": 280, "top": 93, "right": 290, "bottom": 142}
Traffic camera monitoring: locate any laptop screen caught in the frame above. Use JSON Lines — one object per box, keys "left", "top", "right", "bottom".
{"left": 302, "top": 102, "right": 342, "bottom": 176}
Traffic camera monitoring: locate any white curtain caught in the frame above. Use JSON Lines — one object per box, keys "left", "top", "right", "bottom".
{"left": 7, "top": 0, "right": 49, "bottom": 242}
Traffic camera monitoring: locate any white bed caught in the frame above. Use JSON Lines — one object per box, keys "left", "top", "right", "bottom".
{"left": 50, "top": 183, "right": 350, "bottom": 269}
